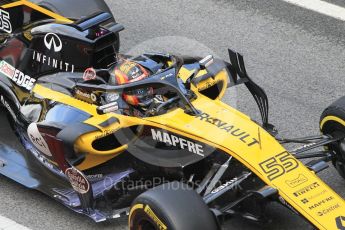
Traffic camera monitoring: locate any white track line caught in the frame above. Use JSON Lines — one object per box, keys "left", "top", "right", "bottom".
{"left": 0, "top": 215, "right": 31, "bottom": 230}
{"left": 282, "top": 0, "right": 345, "bottom": 21}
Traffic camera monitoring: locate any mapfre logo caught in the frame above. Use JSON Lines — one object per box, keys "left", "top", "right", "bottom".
{"left": 44, "top": 33, "right": 62, "bottom": 52}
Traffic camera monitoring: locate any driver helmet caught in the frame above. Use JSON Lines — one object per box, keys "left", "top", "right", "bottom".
{"left": 113, "top": 61, "right": 153, "bottom": 107}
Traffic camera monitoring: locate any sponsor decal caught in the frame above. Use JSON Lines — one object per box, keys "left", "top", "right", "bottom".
{"left": 336, "top": 216, "right": 345, "bottom": 230}
{"left": 302, "top": 189, "right": 328, "bottom": 204}
{"left": 30, "top": 147, "right": 63, "bottom": 175}
{"left": 198, "top": 79, "right": 218, "bottom": 91}
{"left": 293, "top": 142, "right": 319, "bottom": 153}
{"left": 83, "top": 67, "right": 96, "bottom": 81}
{"left": 44, "top": 33, "right": 62, "bottom": 52}
{"left": 259, "top": 152, "right": 299, "bottom": 181}
{"left": 94, "top": 129, "right": 117, "bottom": 140}
{"left": 196, "top": 112, "right": 260, "bottom": 147}
{"left": 0, "top": 60, "right": 14, "bottom": 76}
{"left": 301, "top": 198, "right": 309, "bottom": 204}
{"left": 0, "top": 9, "right": 12, "bottom": 33}
{"left": 305, "top": 189, "right": 327, "bottom": 202}
{"left": 0, "top": 95, "right": 16, "bottom": 121}
{"left": 308, "top": 196, "right": 334, "bottom": 210}
{"left": 0, "top": 60, "right": 36, "bottom": 90}
{"left": 285, "top": 174, "right": 308, "bottom": 188}
{"left": 65, "top": 167, "right": 90, "bottom": 194}
{"left": 293, "top": 182, "right": 320, "bottom": 197}
{"left": 86, "top": 174, "right": 103, "bottom": 180}
{"left": 105, "top": 93, "right": 120, "bottom": 102}
{"left": 75, "top": 89, "right": 97, "bottom": 102}
{"left": 27, "top": 123, "right": 52, "bottom": 157}
{"left": 155, "top": 95, "right": 164, "bottom": 102}
{"left": 318, "top": 204, "right": 340, "bottom": 217}
{"left": 23, "top": 30, "right": 33, "bottom": 41}
{"left": 144, "top": 204, "right": 167, "bottom": 230}
{"left": 32, "top": 50, "right": 75, "bottom": 73}
{"left": 151, "top": 129, "right": 204, "bottom": 157}
{"left": 98, "top": 101, "right": 119, "bottom": 113}
{"left": 210, "top": 173, "right": 251, "bottom": 194}
{"left": 119, "top": 61, "right": 136, "bottom": 73}
{"left": 211, "top": 177, "right": 239, "bottom": 194}
{"left": 160, "top": 73, "right": 173, "bottom": 80}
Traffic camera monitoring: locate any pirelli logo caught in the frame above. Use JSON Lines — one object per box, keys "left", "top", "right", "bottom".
{"left": 293, "top": 182, "right": 320, "bottom": 197}
{"left": 144, "top": 205, "right": 167, "bottom": 230}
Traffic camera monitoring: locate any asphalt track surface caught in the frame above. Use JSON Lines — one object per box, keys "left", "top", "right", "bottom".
{"left": 1, "top": 0, "right": 345, "bottom": 229}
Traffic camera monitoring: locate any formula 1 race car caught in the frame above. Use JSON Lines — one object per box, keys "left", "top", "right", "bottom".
{"left": 0, "top": 1, "right": 345, "bottom": 230}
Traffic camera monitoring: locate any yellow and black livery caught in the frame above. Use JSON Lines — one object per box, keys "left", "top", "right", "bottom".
{"left": 0, "top": 1, "right": 345, "bottom": 230}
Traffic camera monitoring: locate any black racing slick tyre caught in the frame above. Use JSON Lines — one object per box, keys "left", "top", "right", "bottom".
{"left": 128, "top": 182, "right": 219, "bottom": 230}
{"left": 320, "top": 96, "right": 345, "bottom": 179}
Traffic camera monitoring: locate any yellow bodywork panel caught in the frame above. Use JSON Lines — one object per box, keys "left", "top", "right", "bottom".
{"left": 33, "top": 79, "right": 345, "bottom": 229}
{"left": 12, "top": 1, "right": 344, "bottom": 228}
{"left": 178, "top": 66, "right": 228, "bottom": 100}
{"left": 144, "top": 95, "right": 345, "bottom": 230}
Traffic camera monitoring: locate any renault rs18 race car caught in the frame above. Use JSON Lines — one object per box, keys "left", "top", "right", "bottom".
{"left": 0, "top": 0, "right": 345, "bottom": 229}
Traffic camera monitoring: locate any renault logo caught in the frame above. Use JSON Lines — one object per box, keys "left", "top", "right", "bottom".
{"left": 336, "top": 216, "right": 345, "bottom": 230}
{"left": 44, "top": 33, "right": 62, "bottom": 52}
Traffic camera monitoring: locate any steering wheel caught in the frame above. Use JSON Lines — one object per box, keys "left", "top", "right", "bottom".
{"left": 143, "top": 95, "right": 180, "bottom": 117}
{"left": 156, "top": 96, "right": 180, "bottom": 112}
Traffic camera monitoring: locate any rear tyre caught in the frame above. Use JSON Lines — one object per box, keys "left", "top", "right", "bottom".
{"left": 320, "top": 96, "right": 345, "bottom": 179}
{"left": 128, "top": 182, "right": 219, "bottom": 230}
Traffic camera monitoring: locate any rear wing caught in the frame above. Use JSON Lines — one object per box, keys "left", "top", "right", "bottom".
{"left": 0, "top": 0, "right": 124, "bottom": 34}
{"left": 72, "top": 12, "right": 124, "bottom": 34}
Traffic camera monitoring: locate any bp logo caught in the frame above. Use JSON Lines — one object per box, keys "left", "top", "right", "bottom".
{"left": 336, "top": 216, "right": 345, "bottom": 230}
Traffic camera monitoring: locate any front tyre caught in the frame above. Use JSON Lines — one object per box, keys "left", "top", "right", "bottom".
{"left": 128, "top": 182, "right": 219, "bottom": 230}
{"left": 320, "top": 96, "right": 345, "bottom": 179}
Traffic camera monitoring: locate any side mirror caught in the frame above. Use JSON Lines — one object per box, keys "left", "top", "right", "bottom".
{"left": 199, "top": 55, "right": 214, "bottom": 70}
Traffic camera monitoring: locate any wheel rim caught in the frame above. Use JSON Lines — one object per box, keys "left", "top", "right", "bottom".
{"left": 138, "top": 219, "right": 157, "bottom": 230}
{"left": 339, "top": 139, "right": 345, "bottom": 153}
{"left": 332, "top": 131, "right": 345, "bottom": 160}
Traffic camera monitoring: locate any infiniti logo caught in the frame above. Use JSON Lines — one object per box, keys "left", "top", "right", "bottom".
{"left": 44, "top": 33, "right": 62, "bottom": 52}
